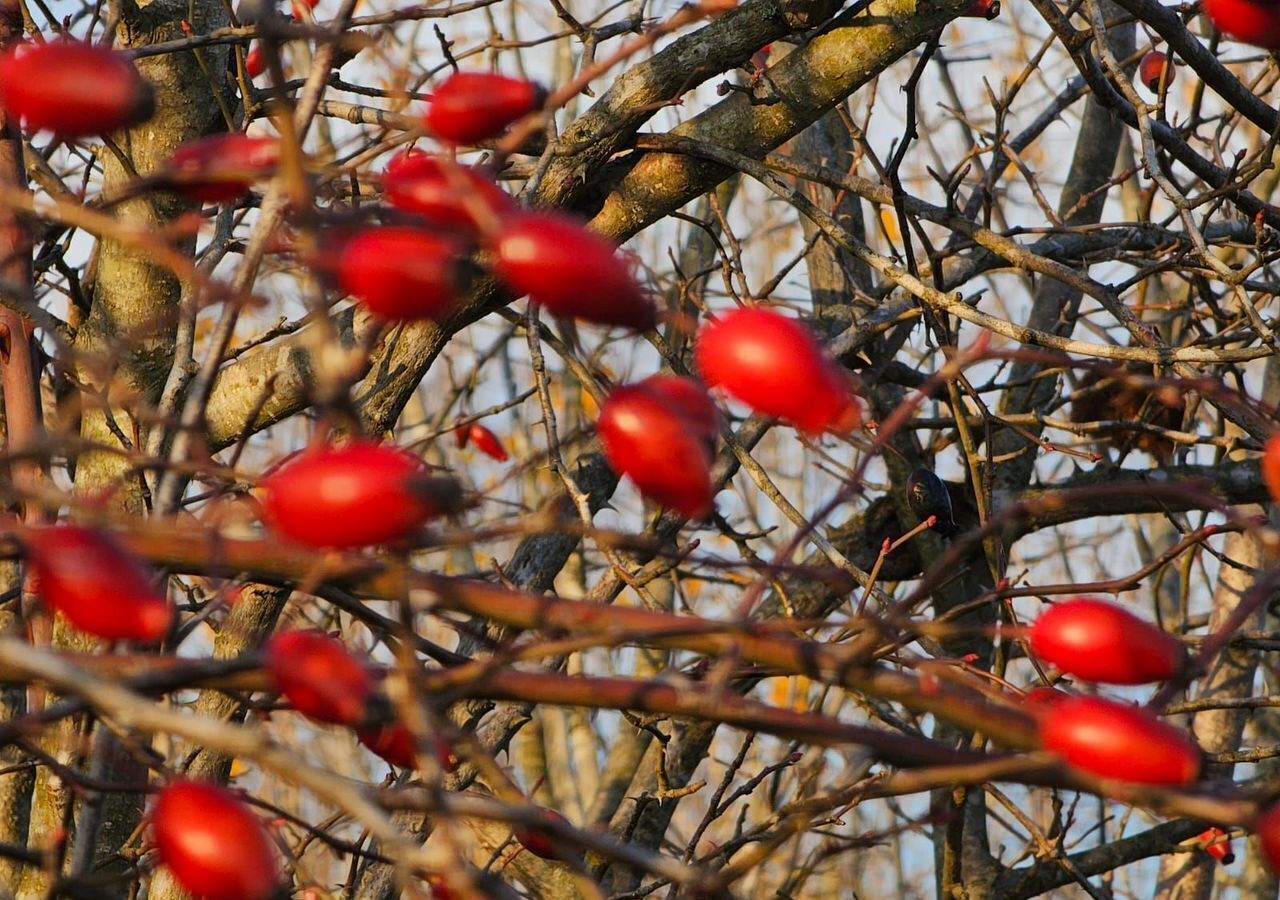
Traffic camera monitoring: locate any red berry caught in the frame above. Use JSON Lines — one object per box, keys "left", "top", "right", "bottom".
{"left": 358, "top": 723, "right": 459, "bottom": 771}
{"left": 454, "top": 424, "right": 471, "bottom": 449}
{"left": 1204, "top": 0, "right": 1280, "bottom": 48}
{"left": 491, "top": 212, "right": 656, "bottom": 329}
{"left": 598, "top": 376, "right": 718, "bottom": 518}
{"left": 0, "top": 42, "right": 154, "bottom": 137}
{"left": 1198, "top": 827, "right": 1235, "bottom": 865}
{"left": 1029, "top": 598, "right": 1186, "bottom": 685}
{"left": 245, "top": 45, "right": 266, "bottom": 78}
{"left": 382, "top": 150, "right": 514, "bottom": 232}
{"left": 962, "top": 0, "right": 1000, "bottom": 18}
{"left": 165, "top": 134, "right": 280, "bottom": 203}
{"left": 1039, "top": 696, "right": 1201, "bottom": 785}
{"left": 260, "top": 440, "right": 458, "bottom": 548}
{"left": 1264, "top": 435, "right": 1280, "bottom": 504}
{"left": 337, "top": 227, "right": 463, "bottom": 321}
{"left": 467, "top": 424, "right": 509, "bottom": 462}
{"left": 152, "top": 782, "right": 279, "bottom": 900}
{"left": 636, "top": 374, "right": 721, "bottom": 449}
{"left": 1257, "top": 804, "right": 1280, "bottom": 873}
{"left": 267, "top": 630, "right": 374, "bottom": 726}
{"left": 24, "top": 525, "right": 172, "bottom": 643}
{"left": 1023, "top": 686, "right": 1071, "bottom": 712}
{"left": 514, "top": 809, "right": 572, "bottom": 861}
{"left": 1138, "top": 51, "right": 1175, "bottom": 93}
{"left": 424, "top": 71, "right": 542, "bottom": 144}
{"left": 694, "top": 308, "right": 859, "bottom": 435}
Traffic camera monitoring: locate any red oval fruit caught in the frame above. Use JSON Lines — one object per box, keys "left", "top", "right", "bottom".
{"left": 383, "top": 150, "right": 514, "bottom": 232}
{"left": 0, "top": 42, "right": 153, "bottom": 136}
{"left": 636, "top": 374, "right": 721, "bottom": 448}
{"left": 337, "top": 227, "right": 462, "bottom": 321}
{"left": 1029, "top": 598, "right": 1186, "bottom": 685}
{"left": 1023, "top": 685, "right": 1071, "bottom": 712}
{"left": 245, "top": 45, "right": 266, "bottom": 78}
{"left": 514, "top": 808, "right": 573, "bottom": 861}
{"left": 358, "top": 723, "right": 459, "bottom": 772}
{"left": 24, "top": 525, "right": 173, "bottom": 643}
{"left": 599, "top": 377, "right": 718, "bottom": 519}
{"left": 424, "top": 71, "right": 542, "bottom": 144}
{"left": 267, "top": 630, "right": 374, "bottom": 726}
{"left": 467, "top": 424, "right": 509, "bottom": 462}
{"left": 491, "top": 212, "right": 655, "bottom": 329}
{"left": 962, "top": 0, "right": 1000, "bottom": 18}
{"left": 1198, "top": 827, "right": 1235, "bottom": 865}
{"left": 1039, "top": 695, "right": 1201, "bottom": 785}
{"left": 1204, "top": 0, "right": 1280, "bottom": 48}
{"left": 1264, "top": 435, "right": 1280, "bottom": 504}
{"left": 260, "top": 440, "right": 457, "bottom": 548}
{"left": 152, "top": 781, "right": 279, "bottom": 900}
{"left": 1138, "top": 51, "right": 1175, "bottom": 93}
{"left": 694, "top": 307, "right": 860, "bottom": 435}
{"left": 165, "top": 134, "right": 280, "bottom": 203}
{"left": 1256, "top": 803, "right": 1280, "bottom": 874}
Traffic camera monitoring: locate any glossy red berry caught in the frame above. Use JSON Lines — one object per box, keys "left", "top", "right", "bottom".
{"left": 245, "top": 45, "right": 266, "bottom": 78}
{"left": 1039, "top": 695, "right": 1201, "bottom": 785}
{"left": 267, "top": 630, "right": 374, "bottom": 726}
{"left": 1256, "top": 803, "right": 1280, "bottom": 874}
{"left": 24, "top": 525, "right": 172, "bottom": 643}
{"left": 260, "top": 440, "right": 459, "bottom": 548}
{"left": 0, "top": 42, "right": 154, "bottom": 136}
{"left": 1204, "top": 0, "right": 1280, "bottom": 48}
{"left": 514, "top": 809, "right": 573, "bottom": 861}
{"left": 1198, "top": 827, "right": 1235, "bottom": 865}
{"left": 695, "top": 307, "right": 860, "bottom": 435}
{"left": 491, "top": 212, "right": 656, "bottom": 329}
{"left": 1264, "top": 435, "right": 1280, "bottom": 504}
{"left": 152, "top": 781, "right": 279, "bottom": 900}
{"left": 337, "top": 227, "right": 462, "bottom": 321}
{"left": 424, "top": 71, "right": 542, "bottom": 144}
{"left": 1029, "top": 598, "right": 1186, "bottom": 685}
{"left": 382, "top": 150, "right": 514, "bottom": 232}
{"left": 599, "top": 376, "right": 719, "bottom": 519}
{"left": 467, "top": 424, "right": 509, "bottom": 462}
{"left": 1138, "top": 51, "right": 1176, "bottom": 92}
{"left": 358, "top": 723, "right": 459, "bottom": 771}
{"left": 962, "top": 0, "right": 1000, "bottom": 18}
{"left": 165, "top": 134, "right": 280, "bottom": 203}
{"left": 637, "top": 375, "right": 721, "bottom": 448}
